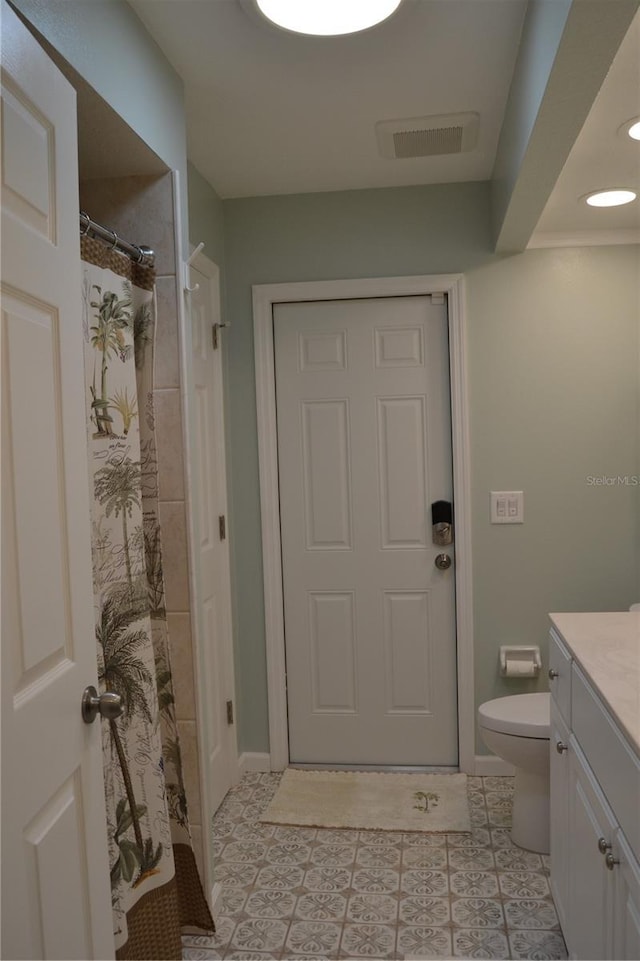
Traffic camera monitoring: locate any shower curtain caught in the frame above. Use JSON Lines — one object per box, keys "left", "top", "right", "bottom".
{"left": 81, "top": 236, "right": 213, "bottom": 959}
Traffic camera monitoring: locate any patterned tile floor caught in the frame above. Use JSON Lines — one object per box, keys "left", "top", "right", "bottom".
{"left": 182, "top": 772, "right": 567, "bottom": 961}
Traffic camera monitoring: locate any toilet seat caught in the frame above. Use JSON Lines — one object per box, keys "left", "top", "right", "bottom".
{"left": 478, "top": 692, "right": 550, "bottom": 739}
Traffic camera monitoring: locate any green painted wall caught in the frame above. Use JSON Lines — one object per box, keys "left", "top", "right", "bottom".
{"left": 467, "top": 246, "right": 639, "bottom": 749}
{"left": 223, "top": 182, "right": 639, "bottom": 756}
{"left": 12, "top": 0, "right": 186, "bottom": 172}
{"left": 188, "top": 161, "right": 226, "bottom": 271}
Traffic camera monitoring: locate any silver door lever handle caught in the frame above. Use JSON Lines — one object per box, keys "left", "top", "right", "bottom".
{"left": 81, "top": 685, "right": 123, "bottom": 723}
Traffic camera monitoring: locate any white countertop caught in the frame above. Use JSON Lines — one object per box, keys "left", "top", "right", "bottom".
{"left": 549, "top": 611, "right": 640, "bottom": 756}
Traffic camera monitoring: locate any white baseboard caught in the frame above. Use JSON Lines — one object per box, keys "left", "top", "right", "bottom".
{"left": 238, "top": 751, "right": 272, "bottom": 774}
{"left": 474, "top": 754, "right": 515, "bottom": 776}
{"left": 236, "top": 751, "right": 512, "bottom": 776}
{"left": 209, "top": 882, "right": 223, "bottom": 921}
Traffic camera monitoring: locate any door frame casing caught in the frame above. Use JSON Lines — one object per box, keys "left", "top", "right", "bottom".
{"left": 253, "top": 274, "right": 474, "bottom": 774}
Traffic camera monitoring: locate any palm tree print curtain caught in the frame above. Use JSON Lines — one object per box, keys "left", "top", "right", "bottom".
{"left": 81, "top": 237, "right": 213, "bottom": 959}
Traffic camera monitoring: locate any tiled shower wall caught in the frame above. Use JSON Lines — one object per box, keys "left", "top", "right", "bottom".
{"left": 79, "top": 173, "right": 205, "bottom": 878}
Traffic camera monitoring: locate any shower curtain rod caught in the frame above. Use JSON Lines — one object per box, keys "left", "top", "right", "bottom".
{"left": 79, "top": 211, "right": 155, "bottom": 268}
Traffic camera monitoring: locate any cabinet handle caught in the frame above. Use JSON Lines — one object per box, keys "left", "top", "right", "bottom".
{"left": 548, "top": 668, "right": 559, "bottom": 680}
{"left": 556, "top": 740, "right": 568, "bottom": 754}
{"left": 605, "top": 852, "right": 619, "bottom": 871}
{"left": 597, "top": 837, "right": 611, "bottom": 855}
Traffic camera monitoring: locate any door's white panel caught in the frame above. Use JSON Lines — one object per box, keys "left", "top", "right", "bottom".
{"left": 1, "top": 81, "right": 53, "bottom": 239}
{"left": 302, "top": 400, "right": 353, "bottom": 550}
{"left": 24, "top": 773, "right": 92, "bottom": 961}
{"left": 374, "top": 326, "right": 424, "bottom": 368}
{"left": 202, "top": 597, "right": 221, "bottom": 759}
{"left": 195, "top": 384, "right": 213, "bottom": 551}
{"left": 299, "top": 330, "right": 347, "bottom": 371}
{"left": 192, "top": 297, "right": 205, "bottom": 360}
{"left": 309, "top": 591, "right": 357, "bottom": 713}
{"left": 383, "top": 591, "right": 432, "bottom": 713}
{"left": 377, "top": 396, "right": 428, "bottom": 549}
{"left": 3, "top": 295, "right": 71, "bottom": 683}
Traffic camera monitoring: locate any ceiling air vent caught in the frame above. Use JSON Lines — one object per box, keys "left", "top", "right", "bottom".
{"left": 375, "top": 112, "right": 479, "bottom": 160}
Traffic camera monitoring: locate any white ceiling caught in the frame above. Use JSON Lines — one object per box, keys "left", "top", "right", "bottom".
{"left": 129, "top": 0, "right": 640, "bottom": 238}
{"left": 130, "top": 0, "right": 527, "bottom": 198}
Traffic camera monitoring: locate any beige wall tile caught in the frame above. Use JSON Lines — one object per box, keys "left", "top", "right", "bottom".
{"left": 154, "top": 276, "right": 180, "bottom": 389}
{"left": 178, "top": 719, "right": 202, "bottom": 826}
{"left": 159, "top": 501, "right": 190, "bottom": 611}
{"left": 79, "top": 173, "right": 176, "bottom": 275}
{"left": 155, "top": 388, "right": 185, "bottom": 501}
{"left": 167, "top": 612, "right": 196, "bottom": 721}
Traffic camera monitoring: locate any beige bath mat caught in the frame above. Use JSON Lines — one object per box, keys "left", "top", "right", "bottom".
{"left": 260, "top": 769, "right": 471, "bottom": 833}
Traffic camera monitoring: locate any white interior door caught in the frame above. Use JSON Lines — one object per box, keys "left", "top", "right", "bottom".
{"left": 275, "top": 295, "right": 457, "bottom": 765}
{"left": 188, "top": 253, "right": 238, "bottom": 829}
{"left": 1, "top": 3, "right": 114, "bottom": 957}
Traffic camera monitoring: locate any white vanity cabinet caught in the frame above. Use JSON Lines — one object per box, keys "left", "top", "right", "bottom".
{"left": 548, "top": 618, "right": 640, "bottom": 961}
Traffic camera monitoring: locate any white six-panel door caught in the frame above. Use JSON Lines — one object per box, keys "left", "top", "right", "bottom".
{"left": 274, "top": 296, "right": 457, "bottom": 765}
{"left": 188, "top": 252, "right": 238, "bottom": 832}
{"left": 1, "top": 3, "right": 114, "bottom": 957}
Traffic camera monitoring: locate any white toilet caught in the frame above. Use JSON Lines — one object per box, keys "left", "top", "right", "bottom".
{"left": 478, "top": 692, "right": 550, "bottom": 854}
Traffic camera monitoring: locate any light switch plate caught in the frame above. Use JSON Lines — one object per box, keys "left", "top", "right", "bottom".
{"left": 491, "top": 490, "right": 524, "bottom": 524}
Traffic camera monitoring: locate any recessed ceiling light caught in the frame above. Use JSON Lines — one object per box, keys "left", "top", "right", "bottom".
{"left": 627, "top": 120, "right": 640, "bottom": 141}
{"left": 617, "top": 117, "right": 640, "bottom": 141}
{"left": 254, "top": 0, "right": 403, "bottom": 36}
{"left": 585, "top": 189, "right": 637, "bottom": 207}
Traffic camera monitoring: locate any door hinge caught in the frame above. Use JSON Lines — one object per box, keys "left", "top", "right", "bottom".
{"left": 219, "top": 515, "right": 226, "bottom": 540}
{"left": 212, "top": 322, "right": 230, "bottom": 351}
{"left": 226, "top": 700, "right": 234, "bottom": 725}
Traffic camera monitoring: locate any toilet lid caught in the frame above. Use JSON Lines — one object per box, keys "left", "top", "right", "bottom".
{"left": 478, "top": 692, "right": 550, "bottom": 738}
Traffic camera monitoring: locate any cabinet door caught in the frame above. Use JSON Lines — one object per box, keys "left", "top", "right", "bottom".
{"left": 549, "top": 629, "right": 572, "bottom": 723}
{"left": 568, "top": 739, "right": 616, "bottom": 960}
{"left": 550, "top": 702, "right": 571, "bottom": 936}
{"left": 613, "top": 831, "right": 640, "bottom": 961}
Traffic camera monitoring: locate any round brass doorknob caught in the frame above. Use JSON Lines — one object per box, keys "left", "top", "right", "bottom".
{"left": 435, "top": 553, "right": 452, "bottom": 571}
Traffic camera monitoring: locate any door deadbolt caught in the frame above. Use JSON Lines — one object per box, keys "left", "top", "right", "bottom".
{"left": 431, "top": 500, "right": 453, "bottom": 546}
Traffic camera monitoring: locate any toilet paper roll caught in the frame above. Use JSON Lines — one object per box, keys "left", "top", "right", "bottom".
{"left": 504, "top": 658, "right": 536, "bottom": 677}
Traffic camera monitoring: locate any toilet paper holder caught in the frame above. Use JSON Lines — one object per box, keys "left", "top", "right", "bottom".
{"left": 499, "top": 645, "right": 542, "bottom": 678}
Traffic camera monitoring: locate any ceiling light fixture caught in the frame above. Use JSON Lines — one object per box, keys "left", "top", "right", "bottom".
{"left": 585, "top": 189, "right": 637, "bottom": 207}
{"left": 627, "top": 119, "right": 640, "bottom": 141}
{"left": 617, "top": 117, "right": 640, "bottom": 141}
{"left": 254, "top": 0, "right": 403, "bottom": 36}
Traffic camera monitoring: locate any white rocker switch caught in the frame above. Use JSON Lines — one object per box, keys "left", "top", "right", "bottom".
{"left": 491, "top": 491, "right": 524, "bottom": 524}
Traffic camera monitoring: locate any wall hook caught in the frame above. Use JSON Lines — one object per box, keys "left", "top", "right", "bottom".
{"left": 184, "top": 242, "right": 205, "bottom": 293}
